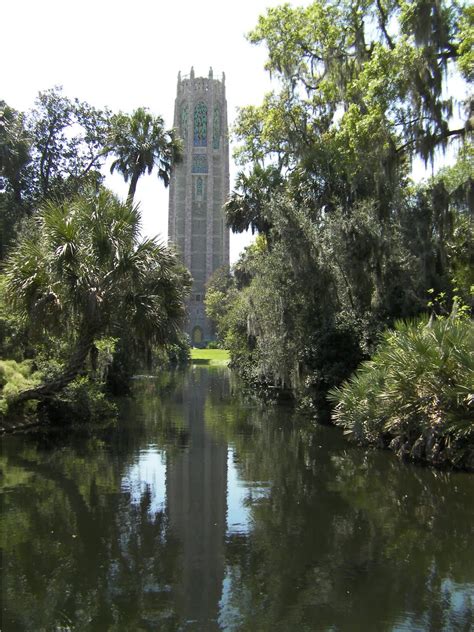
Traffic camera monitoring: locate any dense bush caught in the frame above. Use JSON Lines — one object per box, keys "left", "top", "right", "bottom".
{"left": 0, "top": 360, "right": 40, "bottom": 411}
{"left": 0, "top": 360, "right": 40, "bottom": 425}
{"left": 0, "top": 350, "right": 117, "bottom": 427}
{"left": 44, "top": 376, "right": 117, "bottom": 425}
{"left": 329, "top": 312, "right": 474, "bottom": 470}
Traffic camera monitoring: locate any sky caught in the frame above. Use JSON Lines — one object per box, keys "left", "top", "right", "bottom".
{"left": 2, "top": 0, "right": 310, "bottom": 263}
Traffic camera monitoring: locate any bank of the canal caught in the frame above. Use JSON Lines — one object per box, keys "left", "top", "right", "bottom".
{"left": 190, "top": 348, "right": 230, "bottom": 366}
{"left": 1, "top": 367, "right": 473, "bottom": 630}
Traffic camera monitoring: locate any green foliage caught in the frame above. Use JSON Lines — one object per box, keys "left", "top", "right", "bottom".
{"left": 225, "top": 166, "right": 283, "bottom": 238}
{"left": 109, "top": 107, "right": 182, "bottom": 202}
{"left": 5, "top": 189, "right": 189, "bottom": 347}
{"left": 2, "top": 188, "right": 190, "bottom": 407}
{"left": 0, "top": 101, "right": 32, "bottom": 258}
{"left": 205, "top": 265, "right": 237, "bottom": 346}
{"left": 217, "top": 1, "right": 473, "bottom": 455}
{"left": 329, "top": 313, "right": 474, "bottom": 469}
{"left": 1, "top": 91, "right": 191, "bottom": 425}
{"left": 242, "top": 0, "right": 469, "bottom": 176}
{"left": 206, "top": 340, "right": 220, "bottom": 349}
{"left": 457, "top": 4, "right": 474, "bottom": 81}
{"left": 46, "top": 376, "right": 117, "bottom": 425}
{"left": 1, "top": 90, "right": 181, "bottom": 261}
{"left": 27, "top": 87, "right": 112, "bottom": 201}
{"left": 0, "top": 360, "right": 40, "bottom": 416}
{"left": 165, "top": 332, "right": 190, "bottom": 365}
{"left": 0, "top": 274, "right": 28, "bottom": 360}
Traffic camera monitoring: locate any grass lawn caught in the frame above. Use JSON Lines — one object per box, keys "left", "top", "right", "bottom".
{"left": 190, "top": 348, "right": 230, "bottom": 366}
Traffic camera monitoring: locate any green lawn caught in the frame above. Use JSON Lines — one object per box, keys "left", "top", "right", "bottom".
{"left": 190, "top": 348, "right": 230, "bottom": 366}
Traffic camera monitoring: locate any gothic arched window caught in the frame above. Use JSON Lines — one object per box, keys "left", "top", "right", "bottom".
{"left": 194, "top": 102, "right": 207, "bottom": 146}
{"left": 192, "top": 326, "right": 203, "bottom": 345}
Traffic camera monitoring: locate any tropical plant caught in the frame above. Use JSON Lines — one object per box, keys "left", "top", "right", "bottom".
{"left": 329, "top": 310, "right": 474, "bottom": 469}
{"left": 225, "top": 165, "right": 283, "bottom": 239}
{"left": 109, "top": 107, "right": 182, "bottom": 203}
{"left": 3, "top": 188, "right": 190, "bottom": 404}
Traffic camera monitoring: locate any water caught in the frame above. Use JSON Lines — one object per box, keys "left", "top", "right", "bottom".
{"left": 1, "top": 367, "right": 473, "bottom": 631}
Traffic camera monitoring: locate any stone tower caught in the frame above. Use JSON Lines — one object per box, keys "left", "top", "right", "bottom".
{"left": 168, "top": 68, "right": 230, "bottom": 346}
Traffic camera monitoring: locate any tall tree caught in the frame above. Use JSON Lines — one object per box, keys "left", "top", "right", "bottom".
{"left": 0, "top": 102, "right": 32, "bottom": 258}
{"left": 0, "top": 101, "right": 31, "bottom": 205}
{"left": 234, "top": 0, "right": 472, "bottom": 215}
{"left": 109, "top": 107, "right": 182, "bottom": 203}
{"left": 218, "top": 0, "right": 473, "bottom": 403}
{"left": 28, "top": 87, "right": 112, "bottom": 200}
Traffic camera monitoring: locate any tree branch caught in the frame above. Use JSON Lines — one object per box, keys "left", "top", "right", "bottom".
{"left": 396, "top": 127, "right": 468, "bottom": 155}
{"left": 376, "top": 0, "right": 395, "bottom": 50}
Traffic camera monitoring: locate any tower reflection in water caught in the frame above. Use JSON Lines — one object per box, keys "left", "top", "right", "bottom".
{"left": 166, "top": 368, "right": 228, "bottom": 629}
{"left": 125, "top": 368, "right": 257, "bottom": 628}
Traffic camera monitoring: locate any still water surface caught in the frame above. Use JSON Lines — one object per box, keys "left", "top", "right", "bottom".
{"left": 1, "top": 368, "right": 473, "bottom": 631}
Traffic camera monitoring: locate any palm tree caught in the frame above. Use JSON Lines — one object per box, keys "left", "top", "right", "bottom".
{"left": 4, "top": 188, "right": 190, "bottom": 403}
{"left": 225, "top": 165, "right": 283, "bottom": 240}
{"left": 109, "top": 108, "right": 182, "bottom": 203}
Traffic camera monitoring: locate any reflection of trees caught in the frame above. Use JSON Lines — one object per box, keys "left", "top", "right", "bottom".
{"left": 218, "top": 411, "right": 474, "bottom": 631}
{"left": 1, "top": 427, "right": 181, "bottom": 630}
{"left": 1, "top": 368, "right": 229, "bottom": 631}
{"left": 2, "top": 368, "right": 473, "bottom": 631}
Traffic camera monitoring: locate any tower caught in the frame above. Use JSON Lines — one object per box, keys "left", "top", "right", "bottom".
{"left": 168, "top": 68, "right": 230, "bottom": 346}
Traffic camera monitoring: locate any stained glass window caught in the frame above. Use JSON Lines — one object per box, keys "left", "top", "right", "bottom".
{"left": 192, "top": 155, "right": 208, "bottom": 173}
{"left": 213, "top": 105, "right": 221, "bottom": 149}
{"left": 194, "top": 102, "right": 207, "bottom": 146}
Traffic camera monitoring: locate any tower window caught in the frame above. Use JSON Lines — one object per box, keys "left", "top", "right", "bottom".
{"left": 196, "top": 176, "right": 204, "bottom": 200}
{"left": 192, "top": 154, "right": 208, "bottom": 173}
{"left": 194, "top": 102, "right": 207, "bottom": 146}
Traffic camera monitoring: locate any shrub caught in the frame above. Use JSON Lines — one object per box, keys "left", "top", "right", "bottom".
{"left": 166, "top": 332, "right": 190, "bottom": 365}
{"left": 44, "top": 376, "right": 117, "bottom": 425}
{"left": 0, "top": 360, "right": 39, "bottom": 399}
{"left": 329, "top": 312, "right": 474, "bottom": 470}
{"left": 0, "top": 360, "right": 41, "bottom": 421}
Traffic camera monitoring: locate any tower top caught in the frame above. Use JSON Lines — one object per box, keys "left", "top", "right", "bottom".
{"left": 177, "top": 68, "right": 226, "bottom": 86}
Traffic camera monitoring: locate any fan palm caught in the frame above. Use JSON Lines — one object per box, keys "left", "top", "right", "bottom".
{"left": 329, "top": 313, "right": 474, "bottom": 468}
{"left": 4, "top": 188, "right": 190, "bottom": 402}
{"left": 225, "top": 165, "right": 283, "bottom": 243}
{"left": 109, "top": 107, "right": 182, "bottom": 203}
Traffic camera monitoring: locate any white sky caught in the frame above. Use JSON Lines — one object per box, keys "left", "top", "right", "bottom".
{"left": 2, "top": 0, "right": 310, "bottom": 263}
{"left": 3, "top": 1, "right": 467, "bottom": 263}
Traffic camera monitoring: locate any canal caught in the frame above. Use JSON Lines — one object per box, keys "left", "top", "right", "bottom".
{"left": 1, "top": 367, "right": 473, "bottom": 630}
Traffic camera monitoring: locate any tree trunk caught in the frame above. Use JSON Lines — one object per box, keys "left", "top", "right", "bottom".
{"left": 14, "top": 328, "right": 97, "bottom": 404}
{"left": 127, "top": 170, "right": 140, "bottom": 204}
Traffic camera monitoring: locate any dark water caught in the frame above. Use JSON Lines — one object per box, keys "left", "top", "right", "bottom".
{"left": 1, "top": 368, "right": 473, "bottom": 631}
